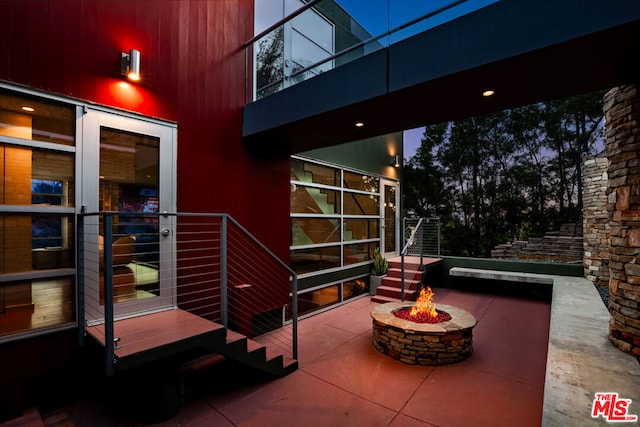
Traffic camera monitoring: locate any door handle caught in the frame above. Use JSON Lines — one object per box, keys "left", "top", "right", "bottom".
{"left": 161, "top": 228, "right": 171, "bottom": 236}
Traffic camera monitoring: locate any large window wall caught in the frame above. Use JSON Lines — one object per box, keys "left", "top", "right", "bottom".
{"left": 291, "top": 156, "right": 394, "bottom": 314}
{"left": 0, "top": 87, "right": 77, "bottom": 341}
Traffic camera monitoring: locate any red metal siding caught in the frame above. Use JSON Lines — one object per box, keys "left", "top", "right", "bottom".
{"left": 0, "top": 0, "right": 290, "bottom": 260}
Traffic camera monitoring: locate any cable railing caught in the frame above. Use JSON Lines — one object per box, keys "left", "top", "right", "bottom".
{"left": 245, "top": 0, "right": 499, "bottom": 101}
{"left": 78, "top": 212, "right": 298, "bottom": 376}
{"left": 399, "top": 217, "right": 441, "bottom": 301}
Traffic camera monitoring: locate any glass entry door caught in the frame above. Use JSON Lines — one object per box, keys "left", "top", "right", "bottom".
{"left": 381, "top": 180, "right": 399, "bottom": 257}
{"left": 82, "top": 108, "right": 177, "bottom": 318}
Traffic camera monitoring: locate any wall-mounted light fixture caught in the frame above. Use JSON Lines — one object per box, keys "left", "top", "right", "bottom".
{"left": 121, "top": 49, "right": 141, "bottom": 81}
{"left": 391, "top": 155, "right": 400, "bottom": 168}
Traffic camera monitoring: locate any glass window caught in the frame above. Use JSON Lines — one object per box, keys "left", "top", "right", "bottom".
{"left": 0, "top": 278, "right": 74, "bottom": 337}
{"left": 291, "top": 218, "right": 340, "bottom": 245}
{"left": 343, "top": 171, "right": 379, "bottom": 192}
{"left": 291, "top": 157, "right": 339, "bottom": 186}
{"left": 343, "top": 192, "right": 379, "bottom": 215}
{"left": 344, "top": 242, "right": 376, "bottom": 266}
{"left": 343, "top": 277, "right": 368, "bottom": 300}
{"left": 343, "top": 218, "right": 379, "bottom": 241}
{"left": 0, "top": 88, "right": 77, "bottom": 342}
{"left": 0, "top": 214, "right": 74, "bottom": 273}
{"left": 290, "top": 158, "right": 395, "bottom": 284}
{"left": 297, "top": 284, "right": 339, "bottom": 316}
{"left": 0, "top": 145, "right": 74, "bottom": 207}
{"left": 0, "top": 89, "right": 75, "bottom": 146}
{"left": 290, "top": 185, "right": 339, "bottom": 214}
{"left": 290, "top": 246, "right": 340, "bottom": 274}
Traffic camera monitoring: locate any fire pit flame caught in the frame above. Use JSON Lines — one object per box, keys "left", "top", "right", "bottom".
{"left": 410, "top": 287, "right": 438, "bottom": 319}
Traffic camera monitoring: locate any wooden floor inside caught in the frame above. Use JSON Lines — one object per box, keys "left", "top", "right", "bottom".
{"left": 0, "top": 280, "right": 73, "bottom": 337}
{"left": 85, "top": 309, "right": 224, "bottom": 360}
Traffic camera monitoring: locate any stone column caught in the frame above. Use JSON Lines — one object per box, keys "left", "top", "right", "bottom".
{"left": 604, "top": 84, "right": 640, "bottom": 359}
{"left": 582, "top": 154, "right": 610, "bottom": 288}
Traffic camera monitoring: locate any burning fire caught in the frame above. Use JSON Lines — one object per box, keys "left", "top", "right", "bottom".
{"left": 410, "top": 287, "right": 438, "bottom": 319}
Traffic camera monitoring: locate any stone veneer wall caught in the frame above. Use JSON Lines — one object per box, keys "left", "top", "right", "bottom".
{"left": 604, "top": 84, "right": 640, "bottom": 359}
{"left": 582, "top": 153, "right": 610, "bottom": 287}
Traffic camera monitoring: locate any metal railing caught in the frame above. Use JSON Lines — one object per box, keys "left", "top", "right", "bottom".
{"left": 78, "top": 212, "right": 298, "bottom": 375}
{"left": 399, "top": 217, "right": 441, "bottom": 301}
{"left": 245, "top": 0, "right": 499, "bottom": 101}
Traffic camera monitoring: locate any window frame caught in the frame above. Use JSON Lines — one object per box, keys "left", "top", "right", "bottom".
{"left": 290, "top": 155, "right": 394, "bottom": 278}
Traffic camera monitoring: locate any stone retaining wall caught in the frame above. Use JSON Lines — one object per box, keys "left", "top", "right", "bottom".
{"left": 604, "top": 84, "right": 640, "bottom": 359}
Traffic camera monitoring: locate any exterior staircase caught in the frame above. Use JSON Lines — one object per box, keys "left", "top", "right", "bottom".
{"left": 222, "top": 329, "right": 298, "bottom": 377}
{"left": 86, "top": 309, "right": 297, "bottom": 378}
{"left": 371, "top": 257, "right": 426, "bottom": 303}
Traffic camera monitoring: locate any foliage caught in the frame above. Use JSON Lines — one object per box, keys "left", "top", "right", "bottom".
{"left": 371, "top": 247, "right": 388, "bottom": 276}
{"left": 403, "top": 90, "right": 606, "bottom": 257}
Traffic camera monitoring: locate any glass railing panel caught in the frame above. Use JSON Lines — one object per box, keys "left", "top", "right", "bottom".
{"left": 249, "top": 0, "right": 501, "bottom": 101}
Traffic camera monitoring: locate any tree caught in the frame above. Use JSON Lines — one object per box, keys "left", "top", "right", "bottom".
{"left": 404, "top": 90, "right": 606, "bottom": 257}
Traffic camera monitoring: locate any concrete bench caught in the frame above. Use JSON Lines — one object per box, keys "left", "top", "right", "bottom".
{"left": 447, "top": 266, "right": 640, "bottom": 425}
{"left": 448, "top": 266, "right": 554, "bottom": 285}
{"left": 542, "top": 276, "right": 640, "bottom": 426}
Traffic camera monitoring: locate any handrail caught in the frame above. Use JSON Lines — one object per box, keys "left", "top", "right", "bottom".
{"left": 244, "top": 0, "right": 324, "bottom": 48}
{"left": 399, "top": 217, "right": 441, "bottom": 301}
{"left": 246, "top": 0, "right": 472, "bottom": 100}
{"left": 78, "top": 211, "right": 299, "bottom": 375}
{"left": 283, "top": 0, "right": 469, "bottom": 85}
{"left": 400, "top": 218, "right": 424, "bottom": 301}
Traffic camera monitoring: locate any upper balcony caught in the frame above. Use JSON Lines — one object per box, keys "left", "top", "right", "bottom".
{"left": 242, "top": 0, "right": 640, "bottom": 153}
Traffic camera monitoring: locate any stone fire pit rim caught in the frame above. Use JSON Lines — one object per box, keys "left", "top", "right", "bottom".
{"left": 370, "top": 302, "right": 477, "bottom": 333}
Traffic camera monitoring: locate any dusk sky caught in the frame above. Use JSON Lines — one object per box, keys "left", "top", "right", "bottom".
{"left": 403, "top": 127, "right": 424, "bottom": 160}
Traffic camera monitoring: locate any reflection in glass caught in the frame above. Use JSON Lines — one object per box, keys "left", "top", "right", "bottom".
{"left": 0, "top": 214, "right": 74, "bottom": 273}
{"left": 343, "top": 277, "right": 368, "bottom": 299}
{"left": 384, "top": 184, "right": 397, "bottom": 252}
{"left": 291, "top": 246, "right": 340, "bottom": 274}
{"left": 99, "top": 127, "right": 160, "bottom": 303}
{"left": 291, "top": 218, "right": 340, "bottom": 245}
{"left": 344, "top": 242, "right": 376, "bottom": 265}
{"left": 297, "top": 284, "right": 339, "bottom": 316}
{"left": 0, "top": 88, "right": 75, "bottom": 145}
{"left": 291, "top": 157, "right": 339, "bottom": 186}
{"left": 0, "top": 278, "right": 74, "bottom": 337}
{"left": 343, "top": 171, "right": 379, "bottom": 192}
{"left": 290, "top": 185, "right": 340, "bottom": 214}
{"left": 343, "top": 218, "right": 379, "bottom": 241}
{"left": 343, "top": 192, "right": 379, "bottom": 215}
{"left": 0, "top": 145, "right": 74, "bottom": 207}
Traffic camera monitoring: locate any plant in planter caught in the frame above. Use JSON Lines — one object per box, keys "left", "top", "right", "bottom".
{"left": 370, "top": 248, "right": 388, "bottom": 295}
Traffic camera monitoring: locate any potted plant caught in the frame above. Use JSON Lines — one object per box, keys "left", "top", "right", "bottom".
{"left": 370, "top": 247, "right": 388, "bottom": 295}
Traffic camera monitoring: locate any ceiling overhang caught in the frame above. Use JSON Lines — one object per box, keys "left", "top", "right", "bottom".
{"left": 243, "top": 0, "right": 640, "bottom": 153}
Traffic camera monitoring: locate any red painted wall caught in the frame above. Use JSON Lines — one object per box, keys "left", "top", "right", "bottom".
{"left": 0, "top": 2, "right": 291, "bottom": 418}
{"left": 0, "top": 0, "right": 290, "bottom": 260}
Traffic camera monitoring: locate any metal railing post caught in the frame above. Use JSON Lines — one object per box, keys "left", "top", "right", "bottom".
{"left": 419, "top": 219, "right": 425, "bottom": 271}
{"left": 221, "top": 215, "right": 228, "bottom": 329}
{"left": 291, "top": 275, "right": 298, "bottom": 360}
{"left": 400, "top": 252, "right": 406, "bottom": 302}
{"left": 103, "top": 213, "right": 115, "bottom": 376}
{"left": 77, "top": 213, "right": 85, "bottom": 347}
{"left": 437, "top": 220, "right": 441, "bottom": 257}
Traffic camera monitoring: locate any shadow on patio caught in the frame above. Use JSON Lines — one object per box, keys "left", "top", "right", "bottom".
{"left": 40, "top": 285, "right": 551, "bottom": 427}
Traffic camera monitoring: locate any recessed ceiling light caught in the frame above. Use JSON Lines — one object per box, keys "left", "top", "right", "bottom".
{"left": 482, "top": 89, "right": 495, "bottom": 97}
{"left": 21, "top": 106, "right": 35, "bottom": 112}
{"left": 355, "top": 122, "right": 364, "bottom": 127}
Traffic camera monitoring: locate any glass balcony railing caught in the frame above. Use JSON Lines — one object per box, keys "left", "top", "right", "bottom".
{"left": 246, "top": 0, "right": 499, "bottom": 102}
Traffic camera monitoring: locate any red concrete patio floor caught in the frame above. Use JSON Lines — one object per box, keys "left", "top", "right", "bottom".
{"left": 36, "top": 287, "right": 551, "bottom": 426}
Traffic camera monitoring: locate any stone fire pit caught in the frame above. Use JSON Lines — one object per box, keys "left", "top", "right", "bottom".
{"left": 371, "top": 302, "right": 477, "bottom": 365}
